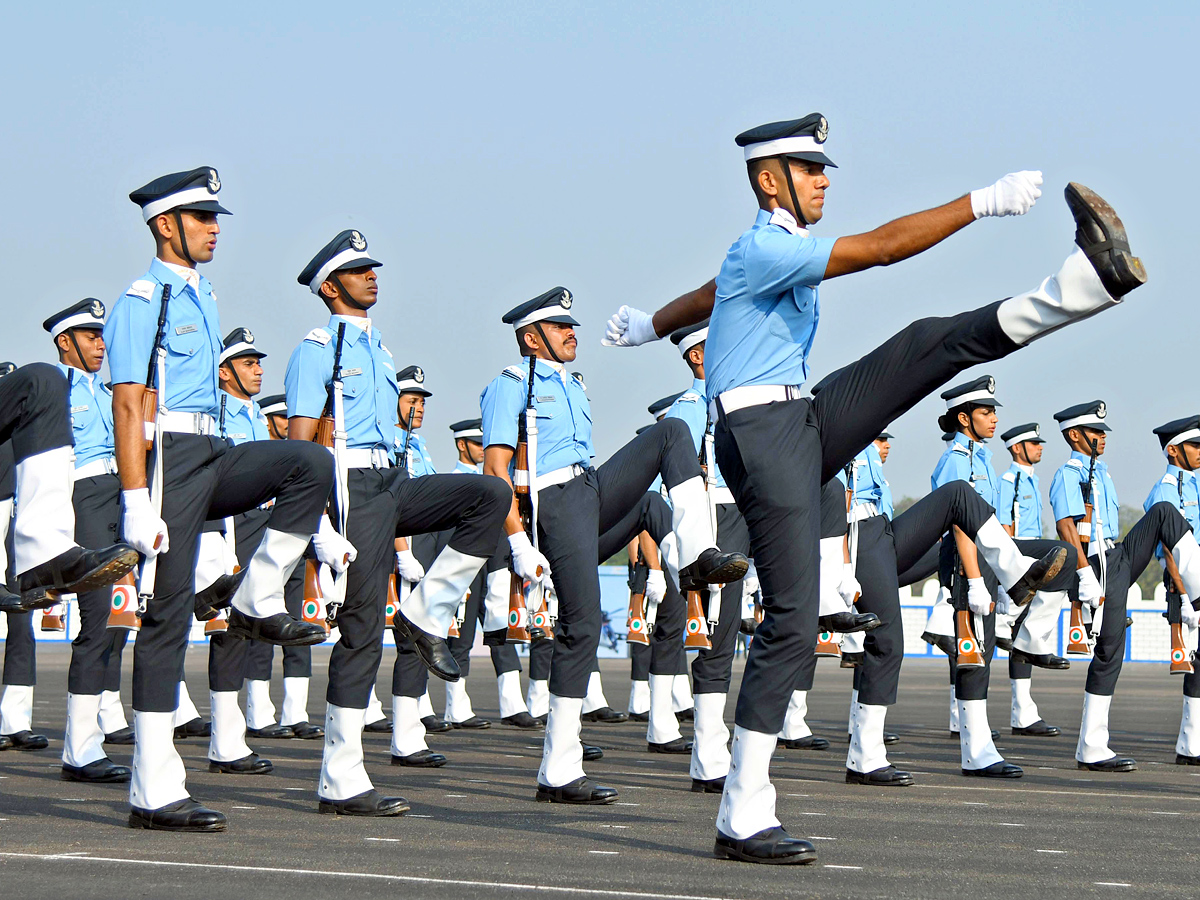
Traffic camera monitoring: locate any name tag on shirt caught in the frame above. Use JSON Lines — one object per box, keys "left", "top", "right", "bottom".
{"left": 70, "top": 405, "right": 89, "bottom": 414}
{"left": 175, "top": 324, "right": 198, "bottom": 335}
{"left": 536, "top": 395, "right": 557, "bottom": 403}
{"left": 341, "top": 367, "right": 363, "bottom": 377}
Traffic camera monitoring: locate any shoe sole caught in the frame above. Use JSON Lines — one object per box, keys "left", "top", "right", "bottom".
{"left": 317, "top": 803, "right": 410, "bottom": 816}
{"left": 450, "top": 723, "right": 491, "bottom": 729}
{"left": 1076, "top": 761, "right": 1137, "bottom": 772}
{"left": 647, "top": 744, "right": 693, "bottom": 754}
{"left": 208, "top": 762, "right": 274, "bottom": 775}
{"left": 1007, "top": 547, "right": 1068, "bottom": 607}
{"left": 128, "top": 816, "right": 227, "bottom": 832}
{"left": 712, "top": 844, "right": 817, "bottom": 865}
{"left": 845, "top": 775, "right": 914, "bottom": 787}
{"left": 961, "top": 769, "right": 1023, "bottom": 778}
{"left": 61, "top": 770, "right": 130, "bottom": 784}
{"left": 1009, "top": 651, "right": 1070, "bottom": 671}
{"left": 391, "top": 758, "right": 447, "bottom": 768}
{"left": 32, "top": 548, "right": 140, "bottom": 603}
{"left": 225, "top": 624, "right": 327, "bottom": 647}
{"left": 1012, "top": 729, "right": 1062, "bottom": 737}
{"left": 1066, "top": 182, "right": 1148, "bottom": 293}
{"left": 534, "top": 792, "right": 617, "bottom": 805}
{"left": 692, "top": 782, "right": 724, "bottom": 793}
{"left": 581, "top": 717, "right": 627, "bottom": 725}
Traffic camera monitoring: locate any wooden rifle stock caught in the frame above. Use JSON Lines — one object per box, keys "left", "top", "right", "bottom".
{"left": 40, "top": 604, "right": 65, "bottom": 633}
{"left": 951, "top": 556, "right": 984, "bottom": 668}
{"left": 507, "top": 355, "right": 539, "bottom": 644}
{"left": 1165, "top": 550, "right": 1194, "bottom": 674}
{"left": 814, "top": 630, "right": 841, "bottom": 658}
{"left": 302, "top": 559, "right": 331, "bottom": 634}
{"left": 385, "top": 573, "right": 399, "bottom": 629}
{"left": 684, "top": 589, "right": 711, "bottom": 649}
{"left": 106, "top": 571, "right": 140, "bottom": 632}
{"left": 204, "top": 614, "right": 228, "bottom": 636}
{"left": 626, "top": 555, "right": 650, "bottom": 645}
{"left": 1069, "top": 445, "right": 1103, "bottom": 653}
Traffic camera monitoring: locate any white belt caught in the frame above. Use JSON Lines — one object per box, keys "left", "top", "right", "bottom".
{"left": 711, "top": 486, "right": 735, "bottom": 505}
{"left": 534, "top": 464, "right": 586, "bottom": 492}
{"left": 73, "top": 457, "right": 118, "bottom": 479}
{"left": 343, "top": 448, "right": 392, "bottom": 470}
{"left": 159, "top": 410, "right": 216, "bottom": 436}
{"left": 849, "top": 502, "right": 880, "bottom": 523}
{"left": 712, "top": 384, "right": 804, "bottom": 419}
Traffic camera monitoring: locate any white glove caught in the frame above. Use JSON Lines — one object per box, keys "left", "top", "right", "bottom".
{"left": 645, "top": 568, "right": 667, "bottom": 607}
{"left": 1181, "top": 595, "right": 1200, "bottom": 629}
{"left": 970, "top": 170, "right": 1043, "bottom": 219}
{"left": 742, "top": 568, "right": 760, "bottom": 599}
{"left": 121, "top": 488, "right": 169, "bottom": 558}
{"left": 600, "top": 305, "right": 659, "bottom": 347}
{"left": 994, "top": 592, "right": 1013, "bottom": 618}
{"left": 1077, "top": 565, "right": 1102, "bottom": 609}
{"left": 967, "top": 577, "right": 993, "bottom": 616}
{"left": 313, "top": 515, "right": 357, "bottom": 575}
{"left": 395, "top": 549, "right": 425, "bottom": 583}
{"left": 836, "top": 563, "right": 861, "bottom": 608}
{"left": 508, "top": 531, "right": 550, "bottom": 584}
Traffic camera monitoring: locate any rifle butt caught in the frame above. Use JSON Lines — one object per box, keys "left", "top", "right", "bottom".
{"left": 1170, "top": 621, "right": 1194, "bottom": 674}
{"left": 506, "top": 572, "right": 531, "bottom": 643}
{"left": 815, "top": 630, "right": 841, "bottom": 658}
{"left": 106, "top": 572, "right": 141, "bottom": 632}
{"left": 385, "top": 573, "right": 399, "bottom": 629}
{"left": 302, "top": 560, "right": 331, "bottom": 634}
{"left": 683, "top": 590, "right": 711, "bottom": 650}
{"left": 40, "top": 604, "right": 66, "bottom": 633}
{"left": 954, "top": 609, "right": 985, "bottom": 668}
{"left": 313, "top": 415, "right": 335, "bottom": 449}
{"left": 626, "top": 589, "right": 649, "bottom": 645}
{"left": 1066, "top": 601, "right": 1092, "bottom": 656}
{"left": 141, "top": 388, "right": 158, "bottom": 452}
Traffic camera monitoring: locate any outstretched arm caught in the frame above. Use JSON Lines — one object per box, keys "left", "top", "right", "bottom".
{"left": 823, "top": 196, "right": 974, "bottom": 280}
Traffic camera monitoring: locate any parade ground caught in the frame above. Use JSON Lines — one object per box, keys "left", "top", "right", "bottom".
{"left": 0, "top": 647, "right": 1197, "bottom": 900}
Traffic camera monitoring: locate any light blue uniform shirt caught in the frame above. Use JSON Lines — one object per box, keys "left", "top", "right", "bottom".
{"left": 1144, "top": 464, "right": 1199, "bottom": 561}
{"left": 454, "top": 459, "right": 482, "bottom": 475}
{"left": 706, "top": 208, "right": 837, "bottom": 399}
{"left": 284, "top": 316, "right": 398, "bottom": 452}
{"left": 837, "top": 443, "right": 893, "bottom": 521}
{"left": 998, "top": 463, "right": 1042, "bottom": 539}
{"left": 394, "top": 429, "right": 437, "bottom": 477}
{"left": 664, "top": 377, "right": 726, "bottom": 490}
{"left": 218, "top": 391, "right": 270, "bottom": 446}
{"left": 104, "top": 258, "right": 223, "bottom": 414}
{"left": 932, "top": 432, "right": 1000, "bottom": 508}
{"left": 57, "top": 363, "right": 114, "bottom": 467}
{"left": 481, "top": 359, "right": 592, "bottom": 474}
{"left": 1049, "top": 452, "right": 1120, "bottom": 546}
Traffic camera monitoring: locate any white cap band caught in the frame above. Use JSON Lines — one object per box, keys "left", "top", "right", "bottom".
{"left": 743, "top": 134, "right": 828, "bottom": 163}
{"left": 677, "top": 327, "right": 708, "bottom": 356}
{"left": 260, "top": 401, "right": 287, "bottom": 417}
{"left": 1167, "top": 428, "right": 1200, "bottom": 452}
{"left": 1058, "top": 414, "right": 1105, "bottom": 432}
{"left": 310, "top": 248, "right": 378, "bottom": 294}
{"left": 397, "top": 379, "right": 428, "bottom": 394}
{"left": 219, "top": 341, "right": 261, "bottom": 365}
{"left": 1004, "top": 429, "right": 1039, "bottom": 449}
{"left": 945, "top": 389, "right": 996, "bottom": 410}
{"left": 453, "top": 427, "right": 483, "bottom": 441}
{"left": 141, "top": 186, "right": 219, "bottom": 223}
{"left": 49, "top": 312, "right": 104, "bottom": 340}
{"left": 513, "top": 306, "right": 573, "bottom": 329}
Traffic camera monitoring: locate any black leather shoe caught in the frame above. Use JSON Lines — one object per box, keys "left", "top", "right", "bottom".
{"left": 922, "top": 631, "right": 957, "bottom": 657}
{"left": 628, "top": 711, "right": 649, "bottom": 723}
{"left": 1176, "top": 753, "right": 1200, "bottom": 766}
{"left": 451, "top": 716, "right": 491, "bottom": 730}
{"left": 840, "top": 651, "right": 864, "bottom": 668}
{"left": 535, "top": 776, "right": 617, "bottom": 804}
{"left": 285, "top": 721, "right": 324, "bottom": 739}
{"left": 394, "top": 614, "right": 460, "bottom": 681}
{"left": 846, "top": 765, "right": 914, "bottom": 786}
{"left": 173, "top": 717, "right": 211, "bottom": 740}
{"left": 1009, "top": 648, "right": 1070, "bottom": 670}
{"left": 391, "top": 749, "right": 447, "bottom": 767}
{"left": 845, "top": 732, "right": 899, "bottom": 744}
{"left": 1013, "top": 719, "right": 1061, "bottom": 737}
{"left": 692, "top": 776, "right": 725, "bottom": 793}
{"left": 62, "top": 758, "right": 131, "bottom": 783}
{"left": 679, "top": 547, "right": 750, "bottom": 590}
{"left": 194, "top": 570, "right": 246, "bottom": 621}
{"left": 0, "top": 734, "right": 11, "bottom": 751}
{"left": 739, "top": 617, "right": 757, "bottom": 636}
{"left": 364, "top": 718, "right": 393, "bottom": 733}
{"left": 4, "top": 730, "right": 49, "bottom": 750}
{"left": 419, "top": 715, "right": 451, "bottom": 733}
{"left": 502, "top": 712, "right": 543, "bottom": 729}
{"left": 582, "top": 706, "right": 628, "bottom": 724}
{"left": 996, "top": 636, "right": 1014, "bottom": 651}
{"left": 208, "top": 752, "right": 273, "bottom": 774}
{"left": 780, "top": 735, "right": 829, "bottom": 751}
{"left": 1065, "top": 182, "right": 1147, "bottom": 298}
{"left": 818, "top": 611, "right": 881, "bottom": 633}
{"left": 18, "top": 543, "right": 139, "bottom": 607}
{"left": 318, "top": 789, "right": 409, "bottom": 816}
{"left": 533, "top": 714, "right": 548, "bottom": 726}
{"left": 677, "top": 708, "right": 694, "bottom": 723}
{"left": 104, "top": 726, "right": 135, "bottom": 745}
{"left": 226, "top": 609, "right": 327, "bottom": 647}
{"left": 963, "top": 761, "right": 1023, "bottom": 778}
{"left": 648, "top": 737, "right": 692, "bottom": 754}
{"left": 713, "top": 827, "right": 817, "bottom": 865}
{"left": 1077, "top": 756, "right": 1137, "bottom": 772}
{"left": 129, "top": 798, "right": 227, "bottom": 832}
{"left": 0, "top": 588, "right": 24, "bottom": 613}
{"left": 1006, "top": 547, "right": 1069, "bottom": 608}
{"left": 247, "top": 723, "right": 294, "bottom": 739}
{"left": 583, "top": 743, "right": 604, "bottom": 761}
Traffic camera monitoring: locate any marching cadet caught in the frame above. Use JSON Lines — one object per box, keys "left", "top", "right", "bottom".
{"left": 601, "top": 111, "right": 1146, "bottom": 862}
{"left": 477, "top": 287, "right": 747, "bottom": 806}
{"left": 997, "top": 423, "right": 1062, "bottom": 737}
{"left": 108, "top": 168, "right": 340, "bottom": 832}
{"left": 286, "top": 229, "right": 510, "bottom": 815}
{"left": 43, "top": 299, "right": 133, "bottom": 781}
{"left": 1049, "top": 402, "right": 1200, "bottom": 772}
{"left": 445, "top": 418, "right": 541, "bottom": 729}
{"left": 1144, "top": 417, "right": 1200, "bottom": 764}
{"left": 245, "top": 393, "right": 323, "bottom": 739}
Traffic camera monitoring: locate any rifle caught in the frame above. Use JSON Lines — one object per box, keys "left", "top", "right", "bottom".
{"left": 301, "top": 559, "right": 331, "bottom": 634}
{"left": 106, "top": 571, "right": 140, "bottom": 631}
{"left": 1067, "top": 438, "right": 1103, "bottom": 655}
{"left": 952, "top": 437, "right": 985, "bottom": 668}
{"left": 312, "top": 324, "right": 349, "bottom": 627}
{"left": 399, "top": 405, "right": 416, "bottom": 474}
{"left": 702, "top": 428, "right": 722, "bottom": 632}
{"left": 135, "top": 284, "right": 171, "bottom": 616}
{"left": 684, "top": 434, "right": 714, "bottom": 650}
{"left": 626, "top": 548, "right": 650, "bottom": 646}
{"left": 507, "top": 353, "right": 542, "bottom": 643}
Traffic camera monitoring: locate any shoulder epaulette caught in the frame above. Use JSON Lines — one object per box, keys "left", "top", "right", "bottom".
{"left": 1162, "top": 473, "right": 1178, "bottom": 486}
{"left": 676, "top": 392, "right": 700, "bottom": 404}
{"left": 303, "top": 328, "right": 332, "bottom": 346}
{"left": 1002, "top": 472, "right": 1016, "bottom": 483}
{"left": 1065, "top": 459, "right": 1085, "bottom": 469}
{"left": 950, "top": 443, "right": 969, "bottom": 454}
{"left": 125, "top": 280, "right": 157, "bottom": 302}
{"left": 502, "top": 365, "right": 525, "bottom": 382}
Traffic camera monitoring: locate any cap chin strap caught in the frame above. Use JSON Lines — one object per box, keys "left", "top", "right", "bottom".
{"left": 173, "top": 210, "right": 196, "bottom": 267}
{"left": 533, "top": 322, "right": 564, "bottom": 365}
{"left": 66, "top": 329, "right": 97, "bottom": 375}
{"left": 776, "top": 156, "right": 808, "bottom": 227}
{"left": 222, "top": 361, "right": 253, "bottom": 401}
{"left": 331, "top": 273, "right": 371, "bottom": 312}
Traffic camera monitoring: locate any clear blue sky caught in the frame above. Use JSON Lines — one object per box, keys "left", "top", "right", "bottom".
{"left": 2, "top": 1, "right": 1195, "bottom": 504}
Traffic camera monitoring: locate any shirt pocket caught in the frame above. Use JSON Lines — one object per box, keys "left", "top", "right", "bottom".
{"left": 164, "top": 333, "right": 204, "bottom": 388}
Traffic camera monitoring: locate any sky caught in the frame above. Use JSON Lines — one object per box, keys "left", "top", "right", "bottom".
{"left": 2, "top": 1, "right": 1196, "bottom": 502}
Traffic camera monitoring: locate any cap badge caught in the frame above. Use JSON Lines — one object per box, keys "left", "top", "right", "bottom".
{"left": 814, "top": 116, "right": 829, "bottom": 143}
{"left": 241, "top": 328, "right": 254, "bottom": 344}
{"left": 207, "top": 169, "right": 221, "bottom": 194}
{"left": 89, "top": 299, "right": 105, "bottom": 319}
{"left": 986, "top": 376, "right": 996, "bottom": 394}
{"left": 1097, "top": 402, "right": 1107, "bottom": 419}
{"left": 560, "top": 290, "right": 573, "bottom": 309}
{"left": 413, "top": 367, "right": 424, "bottom": 384}
{"left": 349, "top": 231, "right": 367, "bottom": 251}
{"left": 0, "top": 363, "right": 14, "bottom": 378}
{"left": 1033, "top": 424, "right": 1040, "bottom": 436}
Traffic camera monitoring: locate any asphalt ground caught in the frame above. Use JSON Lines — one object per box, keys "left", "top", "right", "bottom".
{"left": 1, "top": 646, "right": 1199, "bottom": 900}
